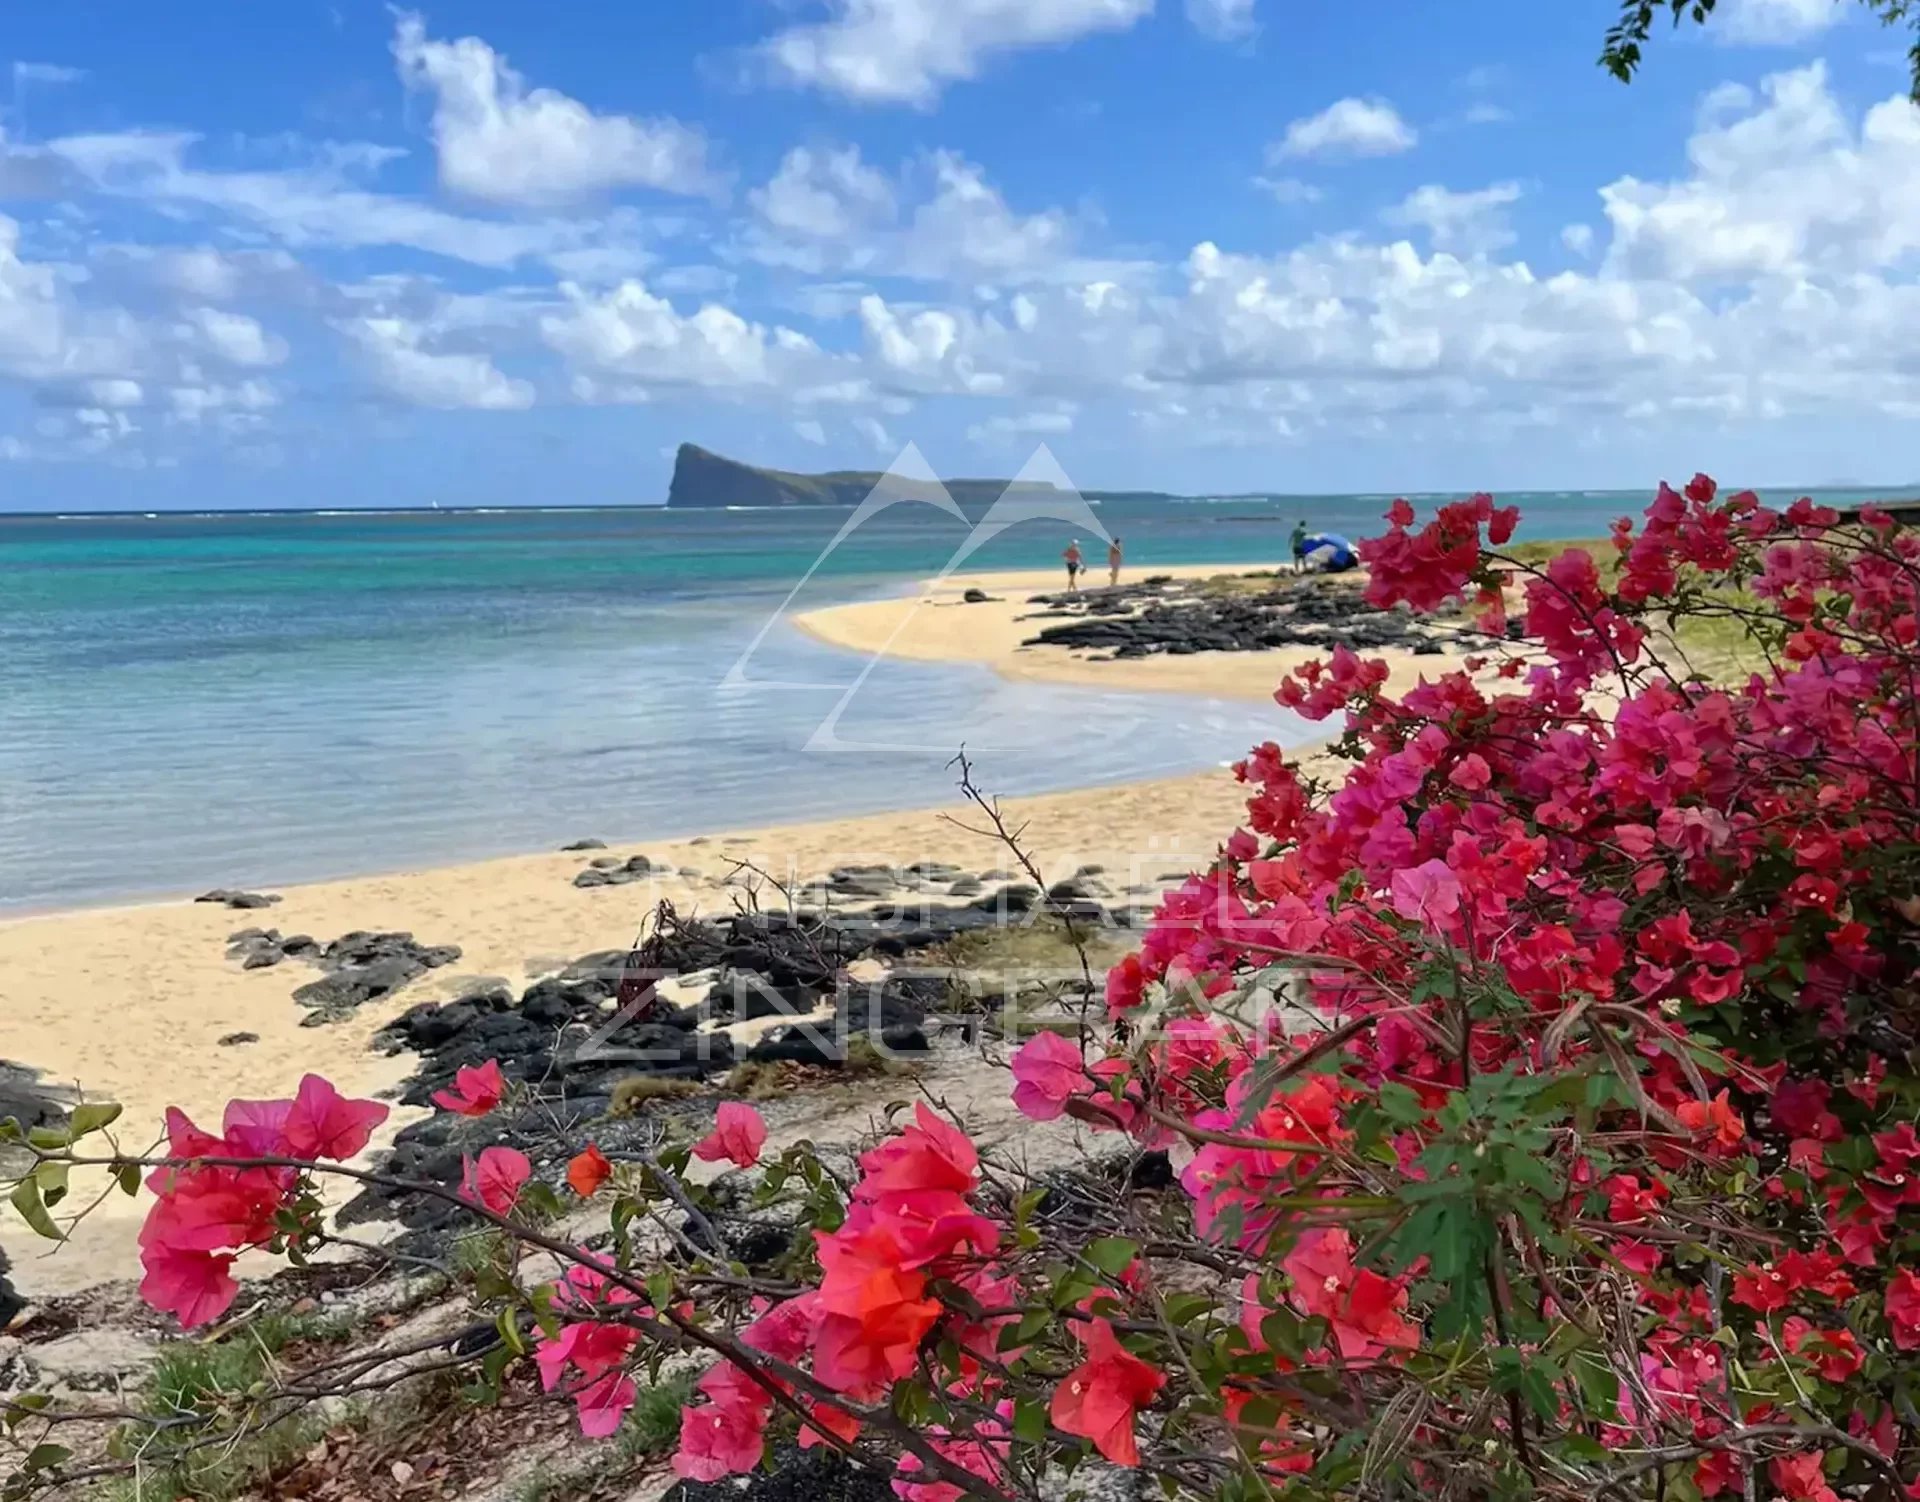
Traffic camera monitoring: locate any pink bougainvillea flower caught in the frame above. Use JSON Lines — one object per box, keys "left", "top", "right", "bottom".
{"left": 1050, "top": 1319, "right": 1166, "bottom": 1467}
{"left": 461, "top": 1146, "right": 532, "bottom": 1216}
{"left": 692, "top": 1102, "right": 767, "bottom": 1168}
{"left": 673, "top": 1400, "right": 769, "bottom": 1479}
{"left": 282, "top": 1074, "right": 388, "bottom": 1161}
{"left": 432, "top": 1059, "right": 507, "bottom": 1118}
{"left": 138, "top": 1244, "right": 240, "bottom": 1330}
{"left": 573, "top": 1372, "right": 637, "bottom": 1439}
{"left": 1010, "top": 1031, "right": 1088, "bottom": 1121}
{"left": 220, "top": 1097, "right": 293, "bottom": 1157}
{"left": 1389, "top": 858, "right": 1462, "bottom": 925}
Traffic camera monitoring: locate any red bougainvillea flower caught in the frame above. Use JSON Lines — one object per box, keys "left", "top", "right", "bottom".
{"left": 1284, "top": 1229, "right": 1419, "bottom": 1362}
{"left": 1770, "top": 1451, "right": 1839, "bottom": 1502}
{"left": 567, "top": 1142, "right": 612, "bottom": 1197}
{"left": 282, "top": 1074, "right": 388, "bottom": 1161}
{"left": 461, "top": 1146, "right": 531, "bottom": 1216}
{"left": 1010, "top": 1031, "right": 1090, "bottom": 1121}
{"left": 1673, "top": 1090, "right": 1745, "bottom": 1152}
{"left": 1886, "top": 1267, "right": 1920, "bottom": 1350}
{"left": 1780, "top": 1317, "right": 1865, "bottom": 1382}
{"left": 1051, "top": 1319, "right": 1166, "bottom": 1467}
{"left": 812, "top": 1219, "right": 943, "bottom": 1398}
{"left": 855, "top": 1103, "right": 977, "bottom": 1200}
{"left": 432, "top": 1058, "right": 507, "bottom": 1118}
{"left": 692, "top": 1102, "right": 767, "bottom": 1168}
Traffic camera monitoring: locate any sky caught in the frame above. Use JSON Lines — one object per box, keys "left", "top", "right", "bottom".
{"left": 2, "top": 0, "right": 1919, "bottom": 509}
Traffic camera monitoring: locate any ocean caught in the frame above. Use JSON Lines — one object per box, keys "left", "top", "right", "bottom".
{"left": 0, "top": 488, "right": 1884, "bottom": 911}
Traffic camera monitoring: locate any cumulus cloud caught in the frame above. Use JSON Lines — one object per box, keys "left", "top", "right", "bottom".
{"left": 1271, "top": 97, "right": 1416, "bottom": 160}
{"left": 1601, "top": 62, "right": 1920, "bottom": 283}
{"left": 391, "top": 14, "right": 718, "bottom": 206}
{"left": 342, "top": 315, "right": 534, "bottom": 409}
{"left": 967, "top": 408, "right": 1075, "bottom": 443}
{"left": 1253, "top": 176, "right": 1323, "bottom": 206}
{"left": 540, "top": 278, "right": 855, "bottom": 398}
{"left": 48, "top": 129, "right": 604, "bottom": 269}
{"left": 757, "top": 0, "right": 1154, "bottom": 107}
{"left": 745, "top": 145, "right": 1089, "bottom": 286}
{"left": 1186, "top": 0, "right": 1257, "bottom": 42}
{"left": 1385, "top": 182, "right": 1524, "bottom": 254}
{"left": 1714, "top": 0, "right": 1843, "bottom": 45}
{"left": 12, "top": 62, "right": 86, "bottom": 87}
{"left": 185, "top": 307, "right": 289, "bottom": 368}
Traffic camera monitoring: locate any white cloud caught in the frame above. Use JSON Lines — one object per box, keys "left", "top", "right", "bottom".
{"left": 12, "top": 63, "right": 86, "bottom": 87}
{"left": 1562, "top": 223, "right": 1596, "bottom": 256}
{"left": 48, "top": 130, "right": 600, "bottom": 269}
{"left": 1186, "top": 0, "right": 1257, "bottom": 42}
{"left": 793, "top": 419, "right": 827, "bottom": 444}
{"left": 1252, "top": 176, "right": 1323, "bottom": 206}
{"left": 342, "top": 315, "right": 533, "bottom": 409}
{"left": 0, "top": 215, "right": 148, "bottom": 383}
{"left": 757, "top": 0, "right": 1154, "bottom": 107}
{"left": 541, "top": 278, "right": 850, "bottom": 397}
{"left": 751, "top": 146, "right": 897, "bottom": 244}
{"left": 391, "top": 14, "right": 717, "bottom": 206}
{"left": 851, "top": 414, "right": 893, "bottom": 452}
{"left": 186, "top": 307, "right": 289, "bottom": 367}
{"left": 1714, "top": 0, "right": 1843, "bottom": 45}
{"left": 1600, "top": 62, "right": 1920, "bottom": 282}
{"left": 1386, "top": 181, "right": 1524, "bottom": 254}
{"left": 85, "top": 378, "right": 144, "bottom": 408}
{"left": 1271, "top": 97, "right": 1416, "bottom": 160}
{"left": 967, "top": 408, "right": 1075, "bottom": 443}
{"left": 745, "top": 146, "right": 1089, "bottom": 286}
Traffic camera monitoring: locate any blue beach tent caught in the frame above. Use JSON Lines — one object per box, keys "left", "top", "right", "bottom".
{"left": 1300, "top": 533, "right": 1357, "bottom": 572}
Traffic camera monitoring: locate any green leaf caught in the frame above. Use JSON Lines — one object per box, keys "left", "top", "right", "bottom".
{"left": 33, "top": 1160, "right": 69, "bottom": 1208}
{"left": 496, "top": 1309, "right": 525, "bottom": 1357}
{"left": 67, "top": 1101, "right": 123, "bottom": 1139}
{"left": 115, "top": 1161, "right": 142, "bottom": 1196}
{"left": 21, "top": 1444, "right": 70, "bottom": 1473}
{"left": 1085, "top": 1237, "right": 1138, "bottom": 1277}
{"left": 1012, "top": 1396, "right": 1048, "bottom": 1445}
{"left": 3, "top": 1394, "right": 51, "bottom": 1431}
{"left": 1519, "top": 1363, "right": 1561, "bottom": 1423}
{"left": 9, "top": 1178, "right": 63, "bottom": 1241}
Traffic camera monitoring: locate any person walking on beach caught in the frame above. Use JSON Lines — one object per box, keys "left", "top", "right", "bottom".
{"left": 1107, "top": 537, "right": 1123, "bottom": 587}
{"left": 1289, "top": 519, "right": 1309, "bottom": 575}
{"left": 1063, "top": 539, "right": 1083, "bottom": 593}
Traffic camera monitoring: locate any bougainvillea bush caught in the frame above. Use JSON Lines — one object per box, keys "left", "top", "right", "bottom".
{"left": 9, "top": 477, "right": 1920, "bottom": 1502}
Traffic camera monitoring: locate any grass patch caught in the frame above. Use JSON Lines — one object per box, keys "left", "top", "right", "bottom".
{"left": 616, "top": 1372, "right": 696, "bottom": 1460}
{"left": 91, "top": 1317, "right": 336, "bottom": 1502}
{"left": 609, "top": 1074, "right": 703, "bottom": 1115}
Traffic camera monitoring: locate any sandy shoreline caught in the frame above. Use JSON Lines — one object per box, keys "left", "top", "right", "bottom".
{"left": 0, "top": 560, "right": 1464, "bottom": 1296}
{"left": 791, "top": 562, "right": 1455, "bottom": 703}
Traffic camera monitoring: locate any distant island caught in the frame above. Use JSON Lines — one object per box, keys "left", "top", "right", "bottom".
{"left": 665, "top": 443, "right": 1176, "bottom": 509}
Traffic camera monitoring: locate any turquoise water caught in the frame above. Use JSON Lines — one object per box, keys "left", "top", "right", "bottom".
{"left": 0, "top": 489, "right": 1888, "bottom": 909}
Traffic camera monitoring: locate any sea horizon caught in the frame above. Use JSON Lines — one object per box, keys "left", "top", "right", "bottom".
{"left": 0, "top": 478, "right": 1912, "bottom": 521}
{"left": 1, "top": 485, "right": 1885, "bottom": 913}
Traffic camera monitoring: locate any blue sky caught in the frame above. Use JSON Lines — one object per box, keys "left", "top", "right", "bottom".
{"left": 2, "top": 0, "right": 1917, "bottom": 509}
